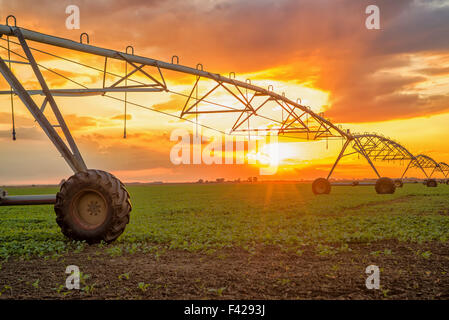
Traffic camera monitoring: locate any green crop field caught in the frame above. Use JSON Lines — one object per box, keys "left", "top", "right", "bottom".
{"left": 1, "top": 183, "right": 449, "bottom": 259}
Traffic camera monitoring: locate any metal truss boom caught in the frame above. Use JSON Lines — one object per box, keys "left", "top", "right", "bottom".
{"left": 326, "top": 134, "right": 432, "bottom": 180}
{"left": 0, "top": 23, "right": 447, "bottom": 180}
{"left": 0, "top": 24, "right": 349, "bottom": 140}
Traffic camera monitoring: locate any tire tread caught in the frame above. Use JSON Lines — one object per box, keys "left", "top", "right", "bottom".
{"left": 54, "top": 169, "right": 131, "bottom": 243}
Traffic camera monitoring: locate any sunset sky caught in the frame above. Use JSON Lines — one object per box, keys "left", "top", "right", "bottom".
{"left": 0, "top": 0, "right": 448, "bottom": 185}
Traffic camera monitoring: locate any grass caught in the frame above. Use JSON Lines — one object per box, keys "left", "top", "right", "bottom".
{"left": 1, "top": 183, "right": 449, "bottom": 259}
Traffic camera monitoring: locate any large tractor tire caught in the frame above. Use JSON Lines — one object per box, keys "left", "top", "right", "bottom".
{"left": 312, "top": 178, "right": 331, "bottom": 195}
{"left": 446, "top": 179, "right": 449, "bottom": 185}
{"left": 394, "top": 179, "right": 403, "bottom": 188}
{"left": 426, "top": 179, "right": 437, "bottom": 187}
{"left": 54, "top": 169, "right": 131, "bottom": 244}
{"left": 375, "top": 177, "right": 396, "bottom": 194}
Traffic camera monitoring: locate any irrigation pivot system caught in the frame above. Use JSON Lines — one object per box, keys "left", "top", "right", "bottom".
{"left": 0, "top": 18, "right": 447, "bottom": 243}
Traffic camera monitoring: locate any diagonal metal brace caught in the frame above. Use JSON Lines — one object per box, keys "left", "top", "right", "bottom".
{"left": 0, "top": 57, "right": 86, "bottom": 173}
{"left": 13, "top": 27, "right": 87, "bottom": 172}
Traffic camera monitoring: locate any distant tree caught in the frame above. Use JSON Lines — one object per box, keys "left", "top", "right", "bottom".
{"left": 253, "top": 177, "right": 258, "bottom": 182}
{"left": 197, "top": 179, "right": 204, "bottom": 184}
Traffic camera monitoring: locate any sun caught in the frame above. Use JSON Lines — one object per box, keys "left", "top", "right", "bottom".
{"left": 249, "top": 142, "right": 302, "bottom": 167}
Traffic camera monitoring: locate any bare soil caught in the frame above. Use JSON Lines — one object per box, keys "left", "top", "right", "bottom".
{"left": 1, "top": 240, "right": 448, "bottom": 299}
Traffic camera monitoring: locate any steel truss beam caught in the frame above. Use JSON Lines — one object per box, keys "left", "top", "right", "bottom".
{"left": 178, "top": 77, "right": 336, "bottom": 139}
{"left": 0, "top": 87, "right": 163, "bottom": 96}
{"left": 0, "top": 23, "right": 447, "bottom": 182}
{"left": 438, "top": 162, "right": 449, "bottom": 178}
{"left": 0, "top": 24, "right": 349, "bottom": 141}
{"left": 405, "top": 154, "right": 442, "bottom": 178}
{"left": 326, "top": 134, "right": 430, "bottom": 180}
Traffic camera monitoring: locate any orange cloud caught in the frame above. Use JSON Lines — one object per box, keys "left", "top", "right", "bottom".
{"left": 1, "top": 0, "right": 449, "bottom": 184}
{"left": 3, "top": 0, "right": 448, "bottom": 123}
{"left": 110, "top": 114, "right": 132, "bottom": 121}
{"left": 151, "top": 95, "right": 186, "bottom": 112}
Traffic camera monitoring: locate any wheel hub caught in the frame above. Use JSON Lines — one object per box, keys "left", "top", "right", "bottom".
{"left": 72, "top": 190, "right": 107, "bottom": 229}
{"left": 316, "top": 182, "right": 326, "bottom": 193}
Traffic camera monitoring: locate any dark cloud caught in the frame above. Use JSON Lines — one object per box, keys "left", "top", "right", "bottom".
{"left": 0, "top": 126, "right": 45, "bottom": 141}
{"left": 0, "top": 111, "right": 35, "bottom": 126}
{"left": 0, "top": 0, "right": 448, "bottom": 124}
{"left": 370, "top": 1, "right": 449, "bottom": 55}
{"left": 77, "top": 131, "right": 174, "bottom": 171}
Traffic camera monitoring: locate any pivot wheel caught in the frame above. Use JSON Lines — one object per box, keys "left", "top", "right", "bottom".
{"left": 312, "top": 178, "right": 331, "bottom": 195}
{"left": 394, "top": 179, "right": 403, "bottom": 188}
{"left": 55, "top": 169, "right": 131, "bottom": 243}
{"left": 375, "top": 177, "right": 396, "bottom": 194}
{"left": 426, "top": 179, "right": 437, "bottom": 187}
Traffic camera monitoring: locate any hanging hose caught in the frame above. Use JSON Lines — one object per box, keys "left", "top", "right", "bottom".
{"left": 195, "top": 63, "right": 203, "bottom": 138}
{"left": 123, "top": 46, "right": 134, "bottom": 139}
{"left": 195, "top": 76, "right": 199, "bottom": 137}
{"left": 124, "top": 58, "right": 127, "bottom": 139}
{"left": 7, "top": 35, "right": 16, "bottom": 141}
{"left": 246, "top": 79, "right": 251, "bottom": 141}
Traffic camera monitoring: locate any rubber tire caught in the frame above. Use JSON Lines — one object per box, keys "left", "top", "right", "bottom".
{"left": 446, "top": 180, "right": 449, "bottom": 185}
{"left": 426, "top": 179, "right": 437, "bottom": 187}
{"left": 394, "top": 179, "right": 403, "bottom": 188}
{"left": 54, "top": 169, "right": 131, "bottom": 244}
{"left": 375, "top": 177, "right": 396, "bottom": 194}
{"left": 312, "top": 178, "right": 331, "bottom": 195}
